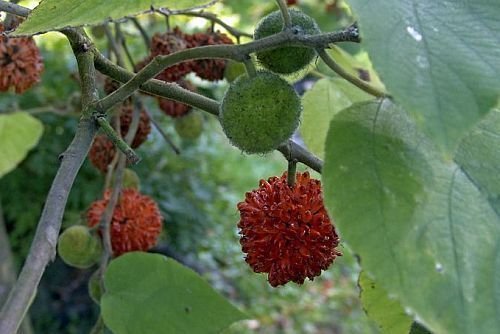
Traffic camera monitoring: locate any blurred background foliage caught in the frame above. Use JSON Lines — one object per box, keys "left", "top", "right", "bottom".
{"left": 0, "top": 0, "right": 378, "bottom": 333}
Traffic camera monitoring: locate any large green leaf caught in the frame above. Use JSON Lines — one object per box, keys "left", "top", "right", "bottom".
{"left": 322, "top": 100, "right": 500, "bottom": 333}
{"left": 347, "top": 0, "right": 500, "bottom": 153}
{"left": 0, "top": 112, "right": 43, "bottom": 179}
{"left": 14, "top": 0, "right": 213, "bottom": 35}
{"left": 301, "top": 78, "right": 372, "bottom": 158}
{"left": 101, "top": 252, "right": 246, "bottom": 334}
{"left": 359, "top": 271, "right": 412, "bottom": 334}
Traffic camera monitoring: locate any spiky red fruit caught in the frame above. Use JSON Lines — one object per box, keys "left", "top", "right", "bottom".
{"left": 87, "top": 189, "right": 163, "bottom": 256}
{"left": 117, "top": 104, "right": 151, "bottom": 148}
{"left": 0, "top": 24, "right": 44, "bottom": 93}
{"left": 237, "top": 171, "right": 341, "bottom": 287}
{"left": 157, "top": 80, "right": 196, "bottom": 118}
{"left": 149, "top": 30, "right": 193, "bottom": 82}
{"left": 184, "top": 30, "right": 234, "bottom": 81}
{"left": 89, "top": 134, "right": 116, "bottom": 173}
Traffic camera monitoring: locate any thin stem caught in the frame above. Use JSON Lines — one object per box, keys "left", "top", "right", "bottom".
{"left": 89, "top": 315, "right": 105, "bottom": 334}
{"left": 316, "top": 48, "right": 388, "bottom": 98}
{"left": 130, "top": 17, "right": 151, "bottom": 50}
{"left": 287, "top": 159, "right": 298, "bottom": 187}
{"left": 96, "top": 116, "right": 140, "bottom": 164}
{"left": 243, "top": 57, "right": 256, "bottom": 77}
{"left": 179, "top": 12, "right": 252, "bottom": 39}
{"left": 276, "top": 0, "right": 292, "bottom": 29}
{"left": 145, "top": 109, "right": 180, "bottom": 155}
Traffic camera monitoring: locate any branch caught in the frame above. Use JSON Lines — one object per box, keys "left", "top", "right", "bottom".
{"left": 0, "top": 28, "right": 99, "bottom": 334}
{"left": 276, "top": 0, "right": 292, "bottom": 29}
{"left": 0, "top": 1, "right": 29, "bottom": 17}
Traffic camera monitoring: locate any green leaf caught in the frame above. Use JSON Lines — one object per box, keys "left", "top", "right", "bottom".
{"left": 301, "top": 78, "right": 372, "bottom": 159}
{"left": 14, "top": 0, "right": 213, "bottom": 35}
{"left": 348, "top": 0, "right": 500, "bottom": 153}
{"left": 0, "top": 112, "right": 43, "bottom": 179}
{"left": 359, "top": 271, "right": 412, "bottom": 334}
{"left": 322, "top": 100, "right": 500, "bottom": 333}
{"left": 101, "top": 252, "right": 246, "bottom": 334}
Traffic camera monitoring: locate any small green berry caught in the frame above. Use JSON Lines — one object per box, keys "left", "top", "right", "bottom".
{"left": 220, "top": 71, "right": 302, "bottom": 154}
{"left": 254, "top": 9, "right": 320, "bottom": 74}
{"left": 174, "top": 111, "right": 204, "bottom": 140}
{"left": 57, "top": 225, "right": 102, "bottom": 269}
{"left": 88, "top": 270, "right": 102, "bottom": 304}
{"left": 224, "top": 60, "right": 247, "bottom": 83}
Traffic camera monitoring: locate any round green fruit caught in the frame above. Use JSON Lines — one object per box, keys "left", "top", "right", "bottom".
{"left": 88, "top": 270, "right": 102, "bottom": 304}
{"left": 112, "top": 168, "right": 141, "bottom": 190}
{"left": 174, "top": 111, "right": 204, "bottom": 140}
{"left": 57, "top": 225, "right": 102, "bottom": 269}
{"left": 220, "top": 71, "right": 302, "bottom": 154}
{"left": 224, "top": 60, "right": 246, "bottom": 83}
{"left": 254, "top": 9, "right": 320, "bottom": 74}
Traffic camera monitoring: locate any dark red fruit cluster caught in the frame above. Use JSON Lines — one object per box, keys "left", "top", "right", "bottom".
{"left": 118, "top": 104, "right": 151, "bottom": 148}
{"left": 237, "top": 172, "right": 342, "bottom": 287}
{"left": 183, "top": 29, "right": 234, "bottom": 81}
{"left": 287, "top": 0, "right": 298, "bottom": 5}
{"left": 87, "top": 188, "right": 163, "bottom": 256}
{"left": 88, "top": 105, "right": 151, "bottom": 172}
{"left": 0, "top": 24, "right": 44, "bottom": 93}
{"left": 157, "top": 80, "right": 196, "bottom": 118}
{"left": 89, "top": 134, "right": 116, "bottom": 173}
{"left": 136, "top": 27, "right": 233, "bottom": 82}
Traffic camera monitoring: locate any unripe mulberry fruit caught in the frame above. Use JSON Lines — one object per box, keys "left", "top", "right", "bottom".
{"left": 88, "top": 270, "right": 102, "bottom": 304}
{"left": 224, "top": 60, "right": 246, "bottom": 83}
{"left": 174, "top": 111, "right": 204, "bottom": 140}
{"left": 238, "top": 172, "right": 341, "bottom": 287}
{"left": 0, "top": 24, "right": 44, "bottom": 93}
{"left": 220, "top": 71, "right": 301, "bottom": 154}
{"left": 254, "top": 9, "right": 320, "bottom": 74}
{"left": 57, "top": 226, "right": 102, "bottom": 269}
{"left": 87, "top": 189, "right": 163, "bottom": 256}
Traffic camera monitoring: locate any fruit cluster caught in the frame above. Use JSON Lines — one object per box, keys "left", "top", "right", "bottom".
{"left": 0, "top": 24, "right": 44, "bottom": 93}
{"left": 136, "top": 27, "right": 234, "bottom": 83}
{"left": 237, "top": 172, "right": 341, "bottom": 287}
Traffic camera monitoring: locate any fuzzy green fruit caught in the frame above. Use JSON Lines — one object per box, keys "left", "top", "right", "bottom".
{"left": 111, "top": 168, "right": 141, "bottom": 190}
{"left": 224, "top": 60, "right": 246, "bottom": 83}
{"left": 88, "top": 270, "right": 102, "bottom": 304}
{"left": 57, "top": 226, "right": 102, "bottom": 269}
{"left": 254, "top": 9, "right": 320, "bottom": 74}
{"left": 174, "top": 111, "right": 204, "bottom": 140}
{"left": 220, "top": 71, "right": 302, "bottom": 154}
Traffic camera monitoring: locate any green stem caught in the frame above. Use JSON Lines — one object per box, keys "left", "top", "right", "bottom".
{"left": 243, "top": 57, "right": 256, "bottom": 77}
{"left": 316, "top": 48, "right": 389, "bottom": 98}
{"left": 287, "top": 158, "right": 298, "bottom": 187}
{"left": 96, "top": 116, "right": 140, "bottom": 165}
{"left": 275, "top": 0, "right": 292, "bottom": 29}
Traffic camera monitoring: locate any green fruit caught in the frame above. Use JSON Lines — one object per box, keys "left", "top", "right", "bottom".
{"left": 174, "top": 111, "right": 204, "bottom": 140}
{"left": 254, "top": 9, "right": 320, "bottom": 74}
{"left": 220, "top": 71, "right": 302, "bottom": 154}
{"left": 57, "top": 226, "right": 102, "bottom": 269}
{"left": 88, "top": 270, "right": 103, "bottom": 304}
{"left": 112, "top": 168, "right": 141, "bottom": 190}
{"left": 91, "top": 25, "right": 106, "bottom": 39}
{"left": 224, "top": 60, "right": 246, "bottom": 83}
